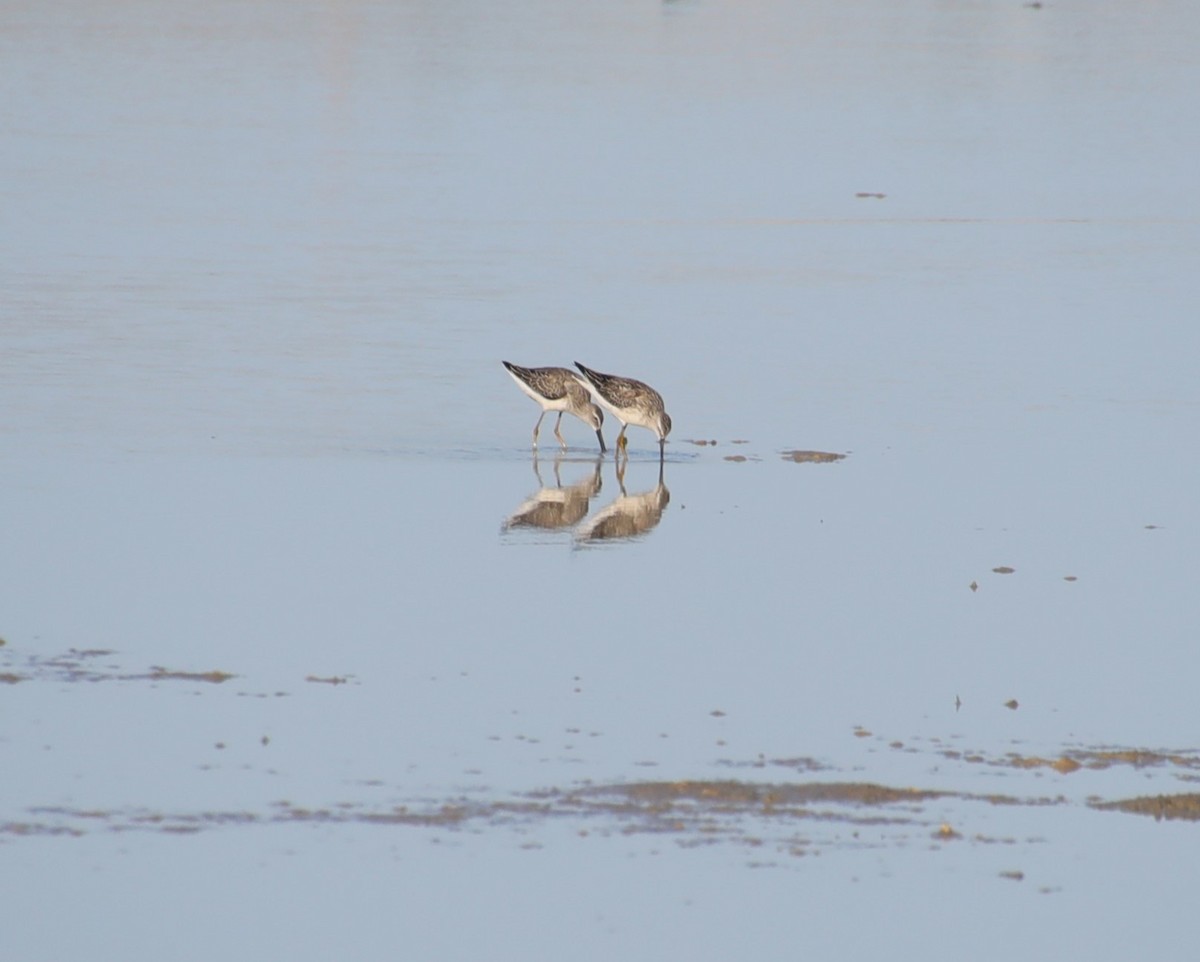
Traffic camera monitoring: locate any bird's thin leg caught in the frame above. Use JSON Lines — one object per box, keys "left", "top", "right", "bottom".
{"left": 554, "top": 412, "right": 567, "bottom": 450}
{"left": 615, "top": 426, "right": 630, "bottom": 465}
{"left": 532, "top": 411, "right": 545, "bottom": 448}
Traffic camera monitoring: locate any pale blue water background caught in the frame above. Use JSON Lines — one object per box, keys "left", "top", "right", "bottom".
{"left": 3, "top": 1, "right": 1199, "bottom": 958}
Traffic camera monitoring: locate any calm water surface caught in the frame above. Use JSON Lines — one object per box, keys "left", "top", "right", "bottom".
{"left": 2, "top": 1, "right": 1199, "bottom": 959}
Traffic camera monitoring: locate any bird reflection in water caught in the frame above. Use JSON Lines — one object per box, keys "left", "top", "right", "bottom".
{"left": 575, "top": 457, "right": 670, "bottom": 544}
{"left": 502, "top": 455, "right": 604, "bottom": 532}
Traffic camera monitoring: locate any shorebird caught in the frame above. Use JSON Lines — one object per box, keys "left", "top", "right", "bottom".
{"left": 502, "top": 361, "right": 607, "bottom": 452}
{"left": 573, "top": 362, "right": 671, "bottom": 456}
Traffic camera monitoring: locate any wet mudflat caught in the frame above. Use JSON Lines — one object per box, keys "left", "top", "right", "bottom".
{"left": 7, "top": 629, "right": 1200, "bottom": 863}
{"left": 4, "top": 0, "right": 1200, "bottom": 959}
{"left": 1, "top": 445, "right": 1198, "bottom": 957}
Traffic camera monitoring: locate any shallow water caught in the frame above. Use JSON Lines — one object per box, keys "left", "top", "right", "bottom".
{"left": 3, "top": 1, "right": 1200, "bottom": 959}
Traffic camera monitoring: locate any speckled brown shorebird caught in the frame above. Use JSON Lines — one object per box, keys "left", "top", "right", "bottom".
{"left": 573, "top": 362, "right": 671, "bottom": 457}
{"left": 502, "top": 361, "right": 606, "bottom": 452}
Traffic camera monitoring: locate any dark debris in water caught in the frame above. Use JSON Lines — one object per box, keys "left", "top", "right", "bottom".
{"left": 6, "top": 737, "right": 1198, "bottom": 859}
{"left": 717, "top": 755, "right": 827, "bottom": 773}
{"left": 582, "top": 780, "right": 946, "bottom": 809}
{"left": 0, "top": 645, "right": 234, "bottom": 686}
{"left": 6, "top": 779, "right": 1023, "bottom": 851}
{"left": 5, "top": 643, "right": 1199, "bottom": 861}
{"left": 147, "top": 667, "right": 234, "bottom": 684}
{"left": 935, "top": 744, "right": 1200, "bottom": 776}
{"left": 1092, "top": 794, "right": 1200, "bottom": 821}
{"left": 780, "top": 450, "right": 846, "bottom": 464}
{"left": 3, "top": 770, "right": 1075, "bottom": 860}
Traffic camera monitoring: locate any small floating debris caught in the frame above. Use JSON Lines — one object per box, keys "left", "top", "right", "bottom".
{"left": 781, "top": 450, "right": 846, "bottom": 464}
{"left": 1005, "top": 699, "right": 1019, "bottom": 710}
{"left": 724, "top": 455, "right": 748, "bottom": 462}
{"left": 1063, "top": 575, "right": 1078, "bottom": 582}
{"left": 685, "top": 439, "right": 719, "bottom": 446}
{"left": 969, "top": 581, "right": 979, "bottom": 592}
{"left": 0, "top": 646, "right": 239, "bottom": 686}
{"left": 855, "top": 192, "right": 887, "bottom": 199}
{"left": 993, "top": 566, "right": 1015, "bottom": 574}
{"left": 148, "top": 667, "right": 235, "bottom": 684}
{"left": 999, "top": 870, "right": 1025, "bottom": 881}
{"left": 306, "top": 675, "right": 351, "bottom": 685}
{"left": 935, "top": 823, "right": 961, "bottom": 840}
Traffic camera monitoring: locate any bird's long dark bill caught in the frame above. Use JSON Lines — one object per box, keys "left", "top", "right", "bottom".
{"left": 597, "top": 430, "right": 607, "bottom": 453}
